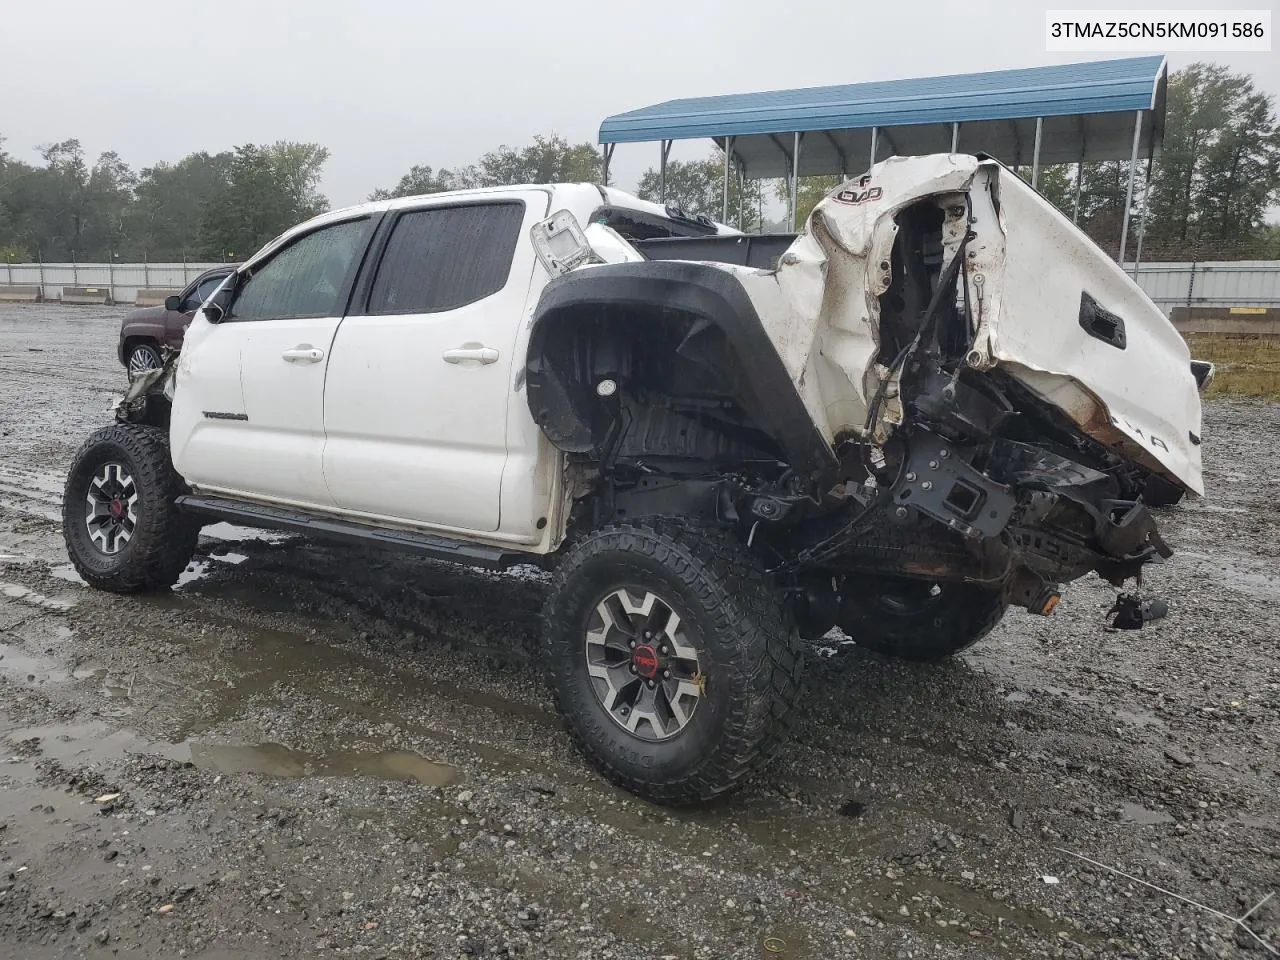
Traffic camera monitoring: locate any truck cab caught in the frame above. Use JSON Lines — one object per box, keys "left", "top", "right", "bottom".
{"left": 168, "top": 185, "right": 725, "bottom": 546}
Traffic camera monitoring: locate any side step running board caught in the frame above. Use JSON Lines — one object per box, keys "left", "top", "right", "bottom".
{"left": 176, "top": 495, "right": 524, "bottom": 569}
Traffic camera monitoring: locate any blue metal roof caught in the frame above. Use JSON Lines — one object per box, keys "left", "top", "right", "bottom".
{"left": 599, "top": 57, "right": 1166, "bottom": 145}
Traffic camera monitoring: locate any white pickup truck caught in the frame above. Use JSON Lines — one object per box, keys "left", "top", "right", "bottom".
{"left": 62, "top": 155, "right": 1209, "bottom": 804}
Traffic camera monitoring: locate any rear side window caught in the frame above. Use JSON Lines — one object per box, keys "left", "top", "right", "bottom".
{"left": 367, "top": 202, "right": 524, "bottom": 315}
{"left": 231, "top": 218, "right": 371, "bottom": 321}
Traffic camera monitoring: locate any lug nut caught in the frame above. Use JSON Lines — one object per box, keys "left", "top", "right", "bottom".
{"left": 629, "top": 664, "right": 637, "bottom": 673}
{"left": 628, "top": 639, "right": 636, "bottom": 648}
{"left": 646, "top": 680, "right": 655, "bottom": 689}
{"left": 659, "top": 645, "right": 668, "bottom": 654}
{"left": 940, "top": 449, "right": 951, "bottom": 459}
{"left": 663, "top": 669, "right": 671, "bottom": 678}
{"left": 929, "top": 460, "right": 938, "bottom": 469}
{"left": 895, "top": 506, "right": 908, "bottom": 519}
{"left": 922, "top": 481, "right": 933, "bottom": 490}
{"left": 905, "top": 472, "right": 917, "bottom": 482}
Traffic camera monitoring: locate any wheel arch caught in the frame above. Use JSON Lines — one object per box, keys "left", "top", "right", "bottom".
{"left": 525, "top": 261, "right": 836, "bottom": 481}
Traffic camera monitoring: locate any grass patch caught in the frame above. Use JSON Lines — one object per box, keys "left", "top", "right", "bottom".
{"left": 1183, "top": 334, "right": 1280, "bottom": 400}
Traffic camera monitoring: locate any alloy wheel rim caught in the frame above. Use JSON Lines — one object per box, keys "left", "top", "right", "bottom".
{"left": 84, "top": 462, "right": 138, "bottom": 555}
{"left": 128, "top": 348, "right": 161, "bottom": 376}
{"left": 584, "top": 586, "right": 704, "bottom": 741}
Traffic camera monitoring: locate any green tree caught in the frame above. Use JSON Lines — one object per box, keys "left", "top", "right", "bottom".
{"left": 474, "top": 134, "right": 599, "bottom": 186}
{"left": 371, "top": 134, "right": 601, "bottom": 200}
{"left": 1147, "top": 63, "right": 1280, "bottom": 251}
{"left": 199, "top": 142, "right": 329, "bottom": 260}
{"left": 770, "top": 175, "right": 843, "bottom": 227}
{"left": 123, "top": 152, "right": 232, "bottom": 259}
{"left": 0, "top": 139, "right": 136, "bottom": 260}
{"left": 637, "top": 151, "right": 763, "bottom": 230}
{"left": 369, "top": 164, "right": 467, "bottom": 200}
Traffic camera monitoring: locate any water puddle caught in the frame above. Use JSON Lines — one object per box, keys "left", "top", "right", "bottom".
{"left": 189, "top": 742, "right": 459, "bottom": 787}
{"left": 0, "top": 581, "right": 75, "bottom": 610}
{"left": 49, "top": 563, "right": 86, "bottom": 585}
{"left": 1119, "top": 802, "right": 1175, "bottom": 825}
{"left": 2, "top": 719, "right": 459, "bottom": 788}
{"left": 1178, "top": 551, "right": 1280, "bottom": 602}
{"left": 0, "top": 642, "right": 70, "bottom": 685}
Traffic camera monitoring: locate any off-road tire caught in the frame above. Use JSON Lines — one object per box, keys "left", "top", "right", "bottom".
{"left": 839, "top": 577, "right": 1007, "bottom": 663}
{"left": 1141, "top": 473, "right": 1185, "bottom": 508}
{"left": 543, "top": 518, "right": 804, "bottom": 806}
{"left": 62, "top": 424, "right": 199, "bottom": 593}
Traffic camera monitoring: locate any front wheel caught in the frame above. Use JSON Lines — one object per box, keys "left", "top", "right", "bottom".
{"left": 127, "top": 342, "right": 163, "bottom": 377}
{"left": 838, "top": 576, "right": 1007, "bottom": 662}
{"left": 62, "top": 424, "right": 199, "bottom": 593}
{"left": 543, "top": 519, "right": 803, "bottom": 806}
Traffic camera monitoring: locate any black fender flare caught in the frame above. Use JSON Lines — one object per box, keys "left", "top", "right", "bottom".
{"left": 525, "top": 260, "right": 837, "bottom": 481}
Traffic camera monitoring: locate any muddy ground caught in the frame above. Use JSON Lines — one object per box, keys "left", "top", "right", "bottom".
{"left": 0, "top": 303, "right": 1276, "bottom": 960}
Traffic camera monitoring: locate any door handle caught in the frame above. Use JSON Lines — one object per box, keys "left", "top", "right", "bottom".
{"left": 282, "top": 345, "right": 324, "bottom": 363}
{"left": 443, "top": 346, "right": 499, "bottom": 365}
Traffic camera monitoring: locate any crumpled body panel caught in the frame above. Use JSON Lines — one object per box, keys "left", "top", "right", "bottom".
{"left": 728, "top": 154, "right": 1203, "bottom": 494}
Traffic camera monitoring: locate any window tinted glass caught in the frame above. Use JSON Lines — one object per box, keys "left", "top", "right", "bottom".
{"left": 194, "top": 275, "right": 225, "bottom": 303}
{"left": 232, "top": 219, "right": 370, "bottom": 321}
{"left": 367, "top": 203, "right": 523, "bottom": 315}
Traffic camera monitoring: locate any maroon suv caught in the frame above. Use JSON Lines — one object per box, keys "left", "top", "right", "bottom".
{"left": 117, "top": 265, "right": 237, "bottom": 375}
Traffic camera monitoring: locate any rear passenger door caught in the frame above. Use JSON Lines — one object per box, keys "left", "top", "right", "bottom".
{"left": 322, "top": 194, "right": 547, "bottom": 533}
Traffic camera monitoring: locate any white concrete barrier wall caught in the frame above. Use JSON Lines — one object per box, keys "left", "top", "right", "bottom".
{"left": 3, "top": 260, "right": 1279, "bottom": 316}
{"left": 1, "top": 263, "right": 225, "bottom": 305}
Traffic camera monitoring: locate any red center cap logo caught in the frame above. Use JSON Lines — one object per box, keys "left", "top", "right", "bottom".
{"left": 631, "top": 644, "right": 660, "bottom": 679}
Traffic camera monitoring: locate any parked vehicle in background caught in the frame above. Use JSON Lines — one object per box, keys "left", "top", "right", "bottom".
{"left": 117, "top": 266, "right": 237, "bottom": 375}
{"left": 66, "top": 158, "right": 1208, "bottom": 805}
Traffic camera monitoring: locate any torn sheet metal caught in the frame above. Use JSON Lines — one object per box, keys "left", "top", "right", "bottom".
{"left": 720, "top": 153, "right": 1202, "bottom": 493}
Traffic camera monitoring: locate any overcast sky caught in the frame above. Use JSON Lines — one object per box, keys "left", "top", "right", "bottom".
{"left": 2, "top": 0, "right": 1276, "bottom": 207}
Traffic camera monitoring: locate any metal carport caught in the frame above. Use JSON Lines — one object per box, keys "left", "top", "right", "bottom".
{"left": 599, "top": 56, "right": 1167, "bottom": 264}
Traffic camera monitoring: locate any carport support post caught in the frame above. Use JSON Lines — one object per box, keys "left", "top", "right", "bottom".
{"left": 72, "top": 255, "right": 78, "bottom": 286}
{"left": 869, "top": 126, "right": 878, "bottom": 169}
{"left": 722, "top": 136, "right": 733, "bottom": 224}
{"left": 951, "top": 122, "right": 959, "bottom": 153}
{"left": 1118, "top": 110, "right": 1143, "bottom": 264}
{"left": 5, "top": 256, "right": 11, "bottom": 286}
{"left": 601, "top": 143, "right": 614, "bottom": 188}
{"left": 1132, "top": 156, "right": 1153, "bottom": 280}
{"left": 659, "top": 140, "right": 672, "bottom": 205}
{"left": 1072, "top": 155, "right": 1084, "bottom": 224}
{"left": 789, "top": 132, "right": 801, "bottom": 231}
{"left": 108, "top": 255, "right": 115, "bottom": 304}
{"left": 37, "top": 255, "right": 44, "bottom": 299}
{"left": 143, "top": 255, "right": 150, "bottom": 291}
{"left": 1031, "top": 117, "right": 1043, "bottom": 189}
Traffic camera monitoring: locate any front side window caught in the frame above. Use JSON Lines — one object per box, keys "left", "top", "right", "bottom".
{"left": 189, "top": 274, "right": 226, "bottom": 307}
{"left": 366, "top": 202, "right": 523, "bottom": 315}
{"left": 231, "top": 219, "right": 371, "bottom": 321}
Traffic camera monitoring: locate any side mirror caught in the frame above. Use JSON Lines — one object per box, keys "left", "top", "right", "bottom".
{"left": 204, "top": 302, "right": 225, "bottom": 323}
{"left": 164, "top": 295, "right": 182, "bottom": 312}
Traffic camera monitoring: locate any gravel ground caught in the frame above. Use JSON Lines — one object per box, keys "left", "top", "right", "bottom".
{"left": 0, "top": 303, "right": 1276, "bottom": 960}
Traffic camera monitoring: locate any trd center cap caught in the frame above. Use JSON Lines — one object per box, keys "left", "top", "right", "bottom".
{"left": 631, "top": 644, "right": 660, "bottom": 679}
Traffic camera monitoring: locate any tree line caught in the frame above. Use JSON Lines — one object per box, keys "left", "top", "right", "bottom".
{"left": 1, "top": 63, "right": 1276, "bottom": 264}
{"left": 0, "top": 140, "right": 330, "bottom": 263}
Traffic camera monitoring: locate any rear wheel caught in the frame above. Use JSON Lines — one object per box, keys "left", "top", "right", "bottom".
{"left": 1141, "top": 473, "right": 1185, "bottom": 508}
{"left": 543, "top": 518, "right": 803, "bottom": 805}
{"left": 62, "top": 424, "right": 199, "bottom": 593}
{"left": 838, "top": 576, "right": 1006, "bottom": 662}
{"left": 126, "top": 342, "right": 163, "bottom": 377}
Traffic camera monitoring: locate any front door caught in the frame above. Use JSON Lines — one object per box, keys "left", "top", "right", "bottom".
{"left": 322, "top": 194, "right": 546, "bottom": 533}
{"left": 170, "top": 216, "right": 374, "bottom": 507}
